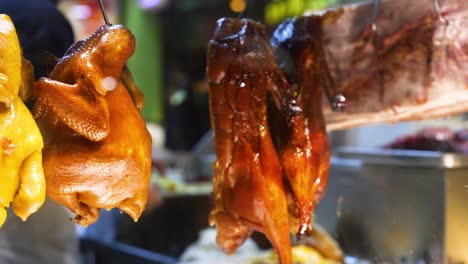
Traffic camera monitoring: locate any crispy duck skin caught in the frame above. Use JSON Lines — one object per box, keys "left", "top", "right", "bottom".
{"left": 320, "top": 0, "right": 468, "bottom": 130}
{"left": 269, "top": 15, "right": 333, "bottom": 238}
{"left": 208, "top": 18, "right": 292, "bottom": 264}
{"left": 33, "top": 25, "right": 152, "bottom": 227}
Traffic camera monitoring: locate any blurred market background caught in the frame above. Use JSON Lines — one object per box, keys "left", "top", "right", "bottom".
{"left": 58, "top": 0, "right": 369, "bottom": 152}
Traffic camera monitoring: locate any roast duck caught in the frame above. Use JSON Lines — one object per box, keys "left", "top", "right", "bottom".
{"left": 0, "top": 14, "right": 45, "bottom": 228}
{"left": 207, "top": 0, "right": 467, "bottom": 263}
{"left": 32, "top": 24, "right": 151, "bottom": 227}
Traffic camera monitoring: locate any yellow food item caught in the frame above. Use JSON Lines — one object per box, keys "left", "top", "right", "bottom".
{"left": 0, "top": 14, "right": 45, "bottom": 227}
{"left": 229, "top": 0, "right": 246, "bottom": 13}
{"left": 250, "top": 245, "right": 341, "bottom": 264}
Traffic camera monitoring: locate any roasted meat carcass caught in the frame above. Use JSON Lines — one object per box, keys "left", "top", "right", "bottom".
{"left": 383, "top": 127, "right": 457, "bottom": 152}
{"left": 33, "top": 24, "right": 152, "bottom": 226}
{"left": 208, "top": 0, "right": 468, "bottom": 262}
{"left": 0, "top": 14, "right": 45, "bottom": 227}
{"left": 383, "top": 127, "right": 468, "bottom": 154}
{"left": 207, "top": 15, "right": 345, "bottom": 263}
{"left": 208, "top": 18, "right": 292, "bottom": 263}
{"left": 269, "top": 15, "right": 336, "bottom": 237}
{"left": 320, "top": 0, "right": 468, "bottom": 130}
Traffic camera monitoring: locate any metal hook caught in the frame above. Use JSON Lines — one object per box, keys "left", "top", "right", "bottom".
{"left": 371, "top": 0, "right": 380, "bottom": 33}
{"left": 239, "top": 0, "right": 247, "bottom": 18}
{"left": 331, "top": 94, "right": 346, "bottom": 112}
{"left": 320, "top": 72, "right": 346, "bottom": 112}
{"left": 98, "top": 0, "right": 111, "bottom": 26}
{"left": 433, "top": 0, "right": 448, "bottom": 24}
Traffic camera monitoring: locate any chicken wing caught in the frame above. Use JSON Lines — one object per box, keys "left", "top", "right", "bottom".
{"left": 32, "top": 24, "right": 152, "bottom": 226}
{"left": 0, "top": 14, "right": 45, "bottom": 227}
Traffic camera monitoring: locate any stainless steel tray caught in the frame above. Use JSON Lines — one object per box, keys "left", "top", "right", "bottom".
{"left": 319, "top": 147, "right": 468, "bottom": 263}
{"left": 334, "top": 146, "right": 468, "bottom": 169}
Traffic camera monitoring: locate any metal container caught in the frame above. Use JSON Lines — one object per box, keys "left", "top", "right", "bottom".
{"left": 315, "top": 147, "right": 468, "bottom": 264}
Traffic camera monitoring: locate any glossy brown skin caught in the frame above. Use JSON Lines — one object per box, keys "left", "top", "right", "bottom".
{"left": 32, "top": 24, "right": 152, "bottom": 226}
{"left": 320, "top": 0, "right": 468, "bottom": 130}
{"left": 208, "top": 18, "right": 292, "bottom": 264}
{"left": 270, "top": 17, "right": 331, "bottom": 237}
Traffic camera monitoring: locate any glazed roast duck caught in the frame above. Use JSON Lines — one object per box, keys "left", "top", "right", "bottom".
{"left": 208, "top": 18, "right": 294, "bottom": 263}
{"left": 32, "top": 23, "right": 151, "bottom": 227}
{"left": 207, "top": 16, "right": 338, "bottom": 264}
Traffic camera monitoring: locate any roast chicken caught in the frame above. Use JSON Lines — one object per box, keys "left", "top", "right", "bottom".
{"left": 0, "top": 14, "right": 45, "bottom": 227}
{"left": 33, "top": 24, "right": 152, "bottom": 226}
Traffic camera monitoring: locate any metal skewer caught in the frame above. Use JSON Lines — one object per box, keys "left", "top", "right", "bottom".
{"left": 370, "top": 0, "right": 386, "bottom": 103}
{"left": 433, "top": 0, "right": 448, "bottom": 24}
{"left": 98, "top": 0, "right": 111, "bottom": 25}
{"left": 371, "top": 0, "right": 380, "bottom": 32}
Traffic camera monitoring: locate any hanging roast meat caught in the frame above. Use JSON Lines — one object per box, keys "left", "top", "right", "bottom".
{"left": 32, "top": 24, "right": 152, "bottom": 227}
{"left": 207, "top": 15, "right": 346, "bottom": 264}
{"left": 320, "top": 0, "right": 468, "bottom": 130}
{"left": 269, "top": 15, "right": 334, "bottom": 237}
{"left": 207, "top": 18, "right": 292, "bottom": 264}
{"left": 207, "top": 0, "right": 468, "bottom": 262}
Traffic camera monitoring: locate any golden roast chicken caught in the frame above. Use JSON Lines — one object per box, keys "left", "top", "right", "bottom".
{"left": 0, "top": 14, "right": 45, "bottom": 228}
{"left": 33, "top": 24, "right": 152, "bottom": 226}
